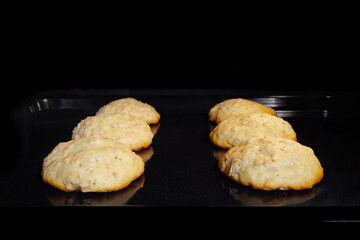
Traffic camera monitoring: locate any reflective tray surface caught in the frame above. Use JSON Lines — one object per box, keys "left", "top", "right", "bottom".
{"left": 3, "top": 89, "right": 360, "bottom": 207}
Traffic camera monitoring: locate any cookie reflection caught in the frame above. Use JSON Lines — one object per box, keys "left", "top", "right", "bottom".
{"left": 150, "top": 123, "right": 160, "bottom": 136}
{"left": 219, "top": 175, "right": 320, "bottom": 206}
{"left": 210, "top": 146, "right": 228, "bottom": 162}
{"left": 208, "top": 121, "right": 216, "bottom": 132}
{"left": 134, "top": 123, "right": 159, "bottom": 163}
{"left": 135, "top": 145, "right": 154, "bottom": 163}
{"left": 46, "top": 174, "right": 145, "bottom": 206}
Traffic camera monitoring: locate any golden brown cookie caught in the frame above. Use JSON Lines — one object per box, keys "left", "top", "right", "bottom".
{"left": 42, "top": 137, "right": 145, "bottom": 192}
{"left": 96, "top": 97, "right": 160, "bottom": 124}
{"left": 209, "top": 113, "right": 296, "bottom": 148}
{"left": 72, "top": 113, "right": 153, "bottom": 151}
{"left": 209, "top": 98, "right": 277, "bottom": 124}
{"left": 218, "top": 136, "right": 323, "bottom": 191}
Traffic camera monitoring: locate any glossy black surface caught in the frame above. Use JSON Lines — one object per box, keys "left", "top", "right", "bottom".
{"left": 3, "top": 89, "right": 360, "bottom": 207}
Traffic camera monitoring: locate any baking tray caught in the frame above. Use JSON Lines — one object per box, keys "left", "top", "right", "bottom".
{"left": 3, "top": 88, "right": 360, "bottom": 208}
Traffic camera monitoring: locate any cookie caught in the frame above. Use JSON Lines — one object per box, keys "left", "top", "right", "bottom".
{"left": 209, "top": 98, "right": 277, "bottom": 124}
{"left": 96, "top": 97, "right": 160, "bottom": 124}
{"left": 218, "top": 136, "right": 323, "bottom": 190}
{"left": 209, "top": 113, "right": 296, "bottom": 148}
{"left": 42, "top": 137, "right": 145, "bottom": 192}
{"left": 72, "top": 113, "right": 153, "bottom": 151}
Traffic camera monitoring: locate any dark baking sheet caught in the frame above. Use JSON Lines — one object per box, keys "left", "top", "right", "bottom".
{"left": 3, "top": 89, "right": 360, "bottom": 208}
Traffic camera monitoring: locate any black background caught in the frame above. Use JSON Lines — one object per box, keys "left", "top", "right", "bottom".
{"left": 3, "top": 10, "right": 360, "bottom": 223}
{"left": 5, "top": 12, "right": 359, "bottom": 110}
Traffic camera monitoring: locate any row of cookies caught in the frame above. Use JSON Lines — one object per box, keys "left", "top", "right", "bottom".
{"left": 42, "top": 97, "right": 160, "bottom": 193}
{"left": 208, "top": 98, "right": 323, "bottom": 191}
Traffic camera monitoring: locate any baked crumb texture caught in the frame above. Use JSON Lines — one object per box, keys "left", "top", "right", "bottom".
{"left": 42, "top": 98, "right": 160, "bottom": 193}
{"left": 209, "top": 98, "right": 277, "bottom": 124}
{"left": 210, "top": 98, "right": 323, "bottom": 191}
{"left": 42, "top": 137, "right": 145, "bottom": 192}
